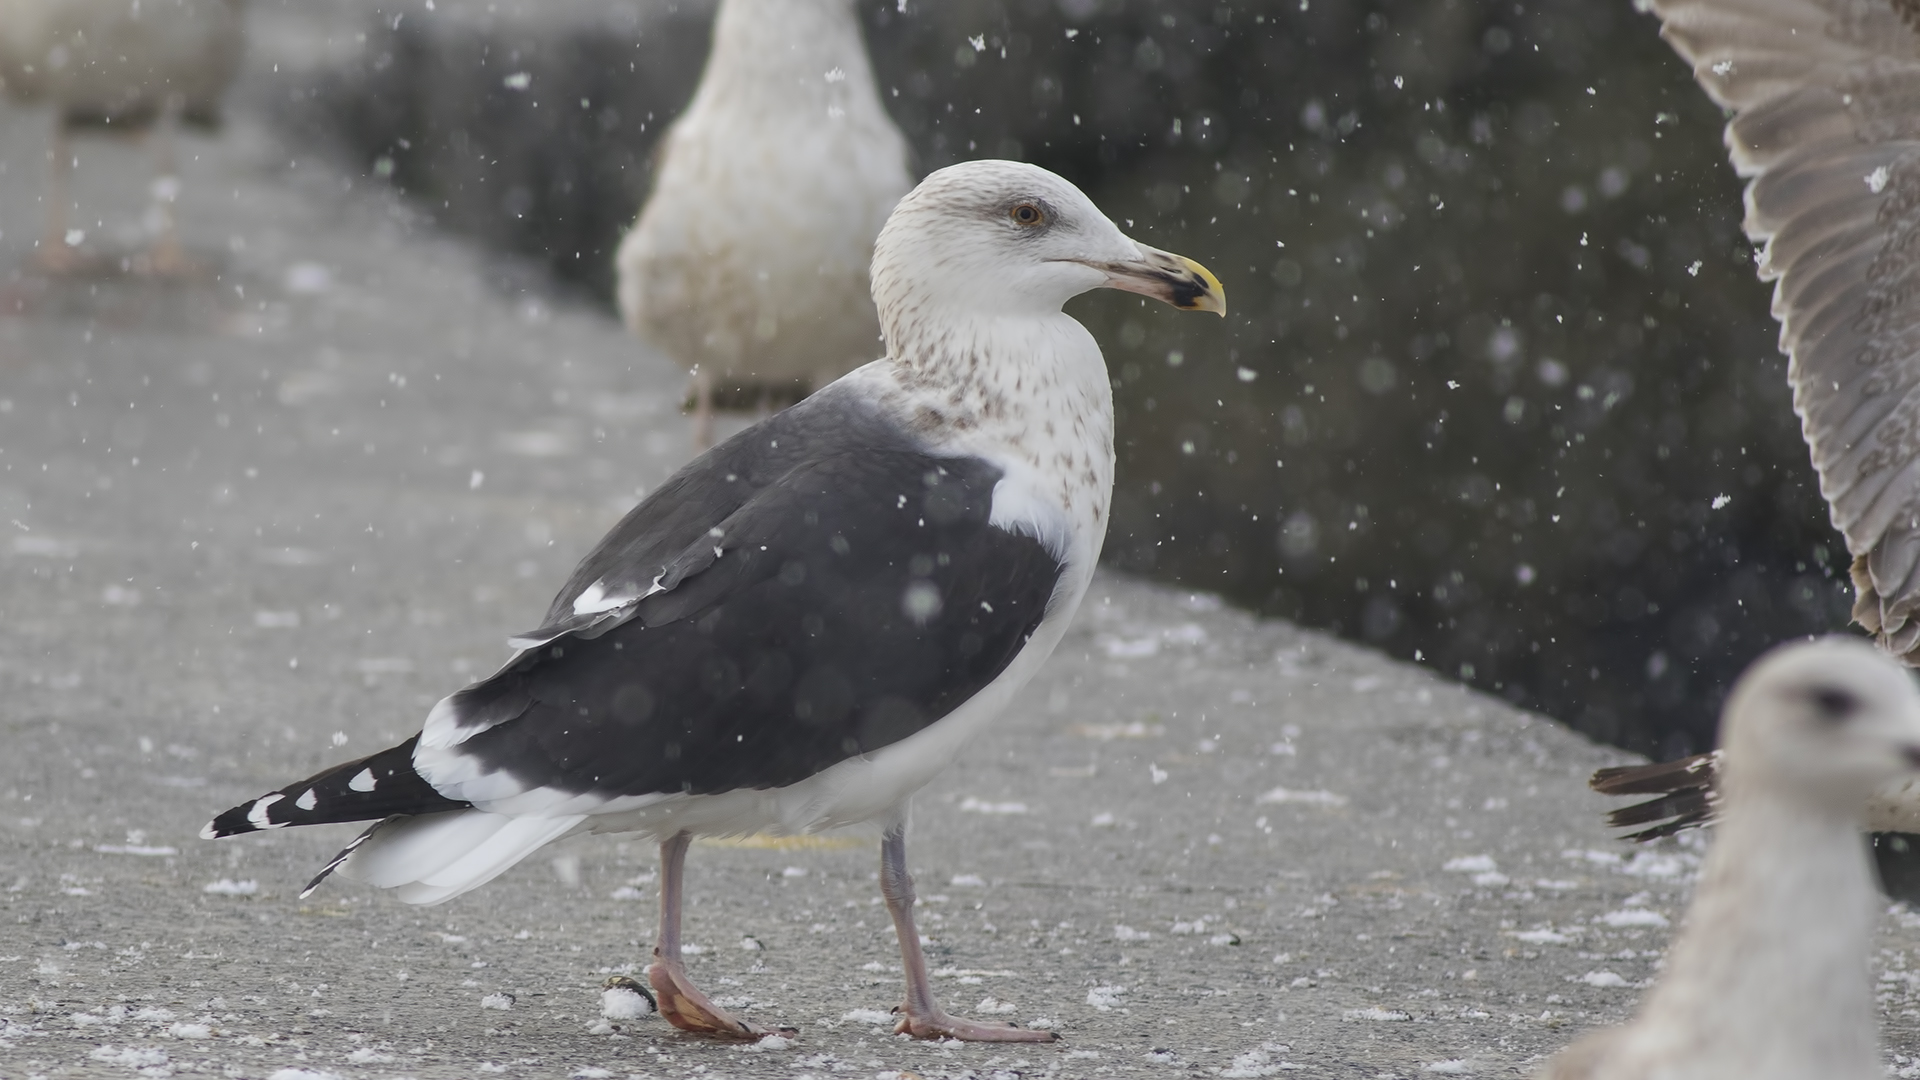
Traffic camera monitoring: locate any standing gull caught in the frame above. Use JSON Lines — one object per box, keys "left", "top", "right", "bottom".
{"left": 0, "top": 0, "right": 246, "bottom": 274}
{"left": 615, "top": 0, "right": 912, "bottom": 448}
{"left": 1539, "top": 639, "right": 1920, "bottom": 1080}
{"left": 1591, "top": 0, "right": 1920, "bottom": 835}
{"left": 203, "top": 160, "right": 1225, "bottom": 1042}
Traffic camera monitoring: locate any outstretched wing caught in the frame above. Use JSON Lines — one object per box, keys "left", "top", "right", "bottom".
{"left": 1644, "top": 0, "right": 1920, "bottom": 655}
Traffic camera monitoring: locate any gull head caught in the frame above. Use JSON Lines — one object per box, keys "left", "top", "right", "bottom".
{"left": 872, "top": 159, "right": 1223, "bottom": 349}
{"left": 1720, "top": 637, "right": 1920, "bottom": 810}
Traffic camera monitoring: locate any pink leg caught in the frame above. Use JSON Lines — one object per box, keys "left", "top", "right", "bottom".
{"left": 647, "top": 831, "right": 792, "bottom": 1039}
{"left": 881, "top": 825, "right": 1058, "bottom": 1042}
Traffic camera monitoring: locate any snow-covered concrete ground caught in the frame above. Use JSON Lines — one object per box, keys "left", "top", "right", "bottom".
{"left": 5, "top": 5, "right": 1920, "bottom": 1078}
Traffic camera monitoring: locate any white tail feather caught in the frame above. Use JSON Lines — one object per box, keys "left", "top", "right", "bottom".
{"left": 337, "top": 810, "right": 585, "bottom": 906}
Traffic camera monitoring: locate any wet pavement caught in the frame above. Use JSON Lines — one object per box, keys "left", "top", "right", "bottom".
{"left": 5, "top": 5, "right": 1920, "bottom": 1079}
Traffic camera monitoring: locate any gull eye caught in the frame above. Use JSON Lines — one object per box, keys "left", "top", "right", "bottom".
{"left": 1009, "top": 202, "right": 1046, "bottom": 227}
{"left": 1808, "top": 684, "right": 1860, "bottom": 723}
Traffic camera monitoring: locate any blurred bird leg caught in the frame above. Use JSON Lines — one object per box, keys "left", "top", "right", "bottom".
{"left": 691, "top": 367, "right": 716, "bottom": 451}
{"left": 36, "top": 122, "right": 81, "bottom": 275}
{"left": 647, "top": 830, "right": 789, "bottom": 1038}
{"left": 143, "top": 94, "right": 192, "bottom": 276}
{"left": 881, "top": 824, "right": 1058, "bottom": 1042}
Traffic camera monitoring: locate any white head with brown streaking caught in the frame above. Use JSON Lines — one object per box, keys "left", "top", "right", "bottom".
{"left": 1542, "top": 637, "right": 1920, "bottom": 1080}
{"left": 859, "top": 159, "right": 1223, "bottom": 568}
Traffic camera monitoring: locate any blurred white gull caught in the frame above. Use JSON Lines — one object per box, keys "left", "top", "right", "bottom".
{"left": 0, "top": 0, "right": 246, "bottom": 274}
{"left": 1542, "top": 638, "right": 1920, "bottom": 1080}
{"left": 1592, "top": 0, "right": 1920, "bottom": 838}
{"left": 615, "top": 0, "right": 912, "bottom": 447}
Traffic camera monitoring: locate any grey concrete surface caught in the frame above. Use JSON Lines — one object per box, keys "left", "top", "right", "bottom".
{"left": 7, "top": 7, "right": 1920, "bottom": 1080}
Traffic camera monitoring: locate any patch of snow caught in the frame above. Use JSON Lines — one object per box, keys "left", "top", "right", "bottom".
{"left": 91, "top": 1046, "right": 170, "bottom": 1068}
{"left": 1342, "top": 1007, "right": 1412, "bottom": 1021}
{"left": 1580, "top": 971, "right": 1629, "bottom": 988}
{"left": 202, "top": 879, "right": 258, "bottom": 896}
{"left": 1443, "top": 855, "right": 1497, "bottom": 873}
{"left": 601, "top": 986, "right": 653, "bottom": 1021}
{"left": 1255, "top": 787, "right": 1347, "bottom": 807}
{"left": 479, "top": 993, "right": 514, "bottom": 1010}
{"left": 1086, "top": 985, "right": 1126, "bottom": 1010}
{"left": 840, "top": 1008, "right": 894, "bottom": 1025}
{"left": 1221, "top": 1043, "right": 1303, "bottom": 1077}
{"left": 958, "top": 797, "right": 1028, "bottom": 815}
{"left": 1619, "top": 850, "right": 1697, "bottom": 880}
{"left": 1596, "top": 908, "right": 1669, "bottom": 928}
{"left": 1099, "top": 636, "right": 1161, "bottom": 659}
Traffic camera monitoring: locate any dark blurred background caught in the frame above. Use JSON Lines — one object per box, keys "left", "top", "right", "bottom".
{"left": 286, "top": 0, "right": 1852, "bottom": 760}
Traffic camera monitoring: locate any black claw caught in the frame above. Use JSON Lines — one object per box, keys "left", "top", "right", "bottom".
{"left": 603, "top": 974, "right": 659, "bottom": 1013}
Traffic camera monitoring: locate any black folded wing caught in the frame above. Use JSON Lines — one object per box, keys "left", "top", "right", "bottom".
{"left": 428, "top": 398, "right": 1066, "bottom": 800}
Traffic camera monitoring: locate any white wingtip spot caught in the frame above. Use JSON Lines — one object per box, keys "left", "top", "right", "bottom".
{"left": 349, "top": 768, "right": 378, "bottom": 793}
{"left": 246, "top": 793, "right": 286, "bottom": 830}
{"left": 199, "top": 821, "right": 219, "bottom": 840}
{"left": 572, "top": 580, "right": 626, "bottom": 616}
{"left": 295, "top": 789, "right": 318, "bottom": 811}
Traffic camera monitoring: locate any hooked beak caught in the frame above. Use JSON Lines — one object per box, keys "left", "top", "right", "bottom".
{"left": 1081, "top": 243, "right": 1226, "bottom": 316}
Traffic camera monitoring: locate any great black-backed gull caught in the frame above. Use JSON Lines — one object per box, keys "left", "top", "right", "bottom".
{"left": 0, "top": 0, "right": 246, "bottom": 274}
{"left": 1592, "top": 0, "right": 1920, "bottom": 836}
{"left": 615, "top": 0, "right": 913, "bottom": 447}
{"left": 204, "top": 159, "right": 1224, "bottom": 1042}
{"left": 1541, "top": 638, "right": 1920, "bottom": 1080}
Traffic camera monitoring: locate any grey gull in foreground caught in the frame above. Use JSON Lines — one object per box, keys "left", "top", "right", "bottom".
{"left": 1591, "top": 0, "right": 1920, "bottom": 836}
{"left": 204, "top": 158, "right": 1225, "bottom": 1042}
{"left": 615, "top": 0, "right": 912, "bottom": 447}
{"left": 1543, "top": 638, "right": 1920, "bottom": 1080}
{"left": 0, "top": 0, "right": 246, "bottom": 274}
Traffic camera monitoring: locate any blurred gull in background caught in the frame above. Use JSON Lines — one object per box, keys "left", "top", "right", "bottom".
{"left": 0, "top": 0, "right": 246, "bottom": 275}
{"left": 615, "top": 0, "right": 912, "bottom": 448}
{"left": 1540, "top": 638, "right": 1920, "bottom": 1080}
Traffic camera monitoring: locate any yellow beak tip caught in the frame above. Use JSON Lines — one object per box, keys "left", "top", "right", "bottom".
{"left": 1176, "top": 255, "right": 1227, "bottom": 317}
